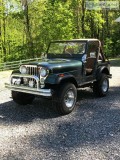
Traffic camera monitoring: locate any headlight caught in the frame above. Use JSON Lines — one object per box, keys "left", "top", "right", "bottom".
{"left": 20, "top": 66, "right": 27, "bottom": 74}
{"left": 40, "top": 68, "right": 48, "bottom": 77}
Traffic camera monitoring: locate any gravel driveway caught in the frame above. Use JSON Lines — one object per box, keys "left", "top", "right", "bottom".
{"left": 0, "top": 67, "right": 120, "bottom": 160}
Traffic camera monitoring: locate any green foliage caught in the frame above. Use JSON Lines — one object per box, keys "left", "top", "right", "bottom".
{"left": 0, "top": 0, "right": 120, "bottom": 62}
{"left": 104, "top": 38, "right": 113, "bottom": 57}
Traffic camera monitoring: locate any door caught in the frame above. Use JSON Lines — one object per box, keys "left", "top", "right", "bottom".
{"left": 83, "top": 41, "right": 99, "bottom": 82}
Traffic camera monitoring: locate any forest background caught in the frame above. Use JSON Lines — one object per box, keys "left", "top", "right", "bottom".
{"left": 0, "top": 0, "right": 120, "bottom": 63}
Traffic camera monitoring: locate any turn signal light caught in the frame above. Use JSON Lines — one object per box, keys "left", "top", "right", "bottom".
{"left": 59, "top": 74, "right": 64, "bottom": 77}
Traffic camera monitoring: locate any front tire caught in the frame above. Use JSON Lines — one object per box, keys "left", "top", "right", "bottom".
{"left": 93, "top": 74, "right": 109, "bottom": 97}
{"left": 54, "top": 83, "right": 77, "bottom": 115}
{"left": 12, "top": 91, "right": 35, "bottom": 105}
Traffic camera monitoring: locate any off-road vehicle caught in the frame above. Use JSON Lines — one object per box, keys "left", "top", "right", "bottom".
{"left": 5, "top": 39, "right": 112, "bottom": 115}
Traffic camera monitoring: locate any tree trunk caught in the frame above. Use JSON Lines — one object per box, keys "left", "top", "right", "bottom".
{"left": 21, "top": 0, "right": 34, "bottom": 58}
{"left": 3, "top": 16, "right": 6, "bottom": 61}
{"left": 0, "top": 10, "right": 2, "bottom": 61}
{"left": 81, "top": 0, "right": 85, "bottom": 36}
{"left": 0, "top": 0, "right": 7, "bottom": 62}
{"left": 105, "top": 10, "right": 110, "bottom": 37}
{"left": 77, "top": 1, "right": 80, "bottom": 37}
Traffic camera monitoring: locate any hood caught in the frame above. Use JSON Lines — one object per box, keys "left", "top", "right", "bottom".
{"left": 28, "top": 58, "right": 82, "bottom": 73}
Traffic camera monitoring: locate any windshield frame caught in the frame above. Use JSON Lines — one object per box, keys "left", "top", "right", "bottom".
{"left": 46, "top": 40, "right": 88, "bottom": 56}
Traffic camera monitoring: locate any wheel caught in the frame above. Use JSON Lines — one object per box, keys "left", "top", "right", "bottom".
{"left": 93, "top": 74, "right": 109, "bottom": 97}
{"left": 12, "top": 91, "right": 35, "bottom": 105}
{"left": 54, "top": 83, "right": 77, "bottom": 115}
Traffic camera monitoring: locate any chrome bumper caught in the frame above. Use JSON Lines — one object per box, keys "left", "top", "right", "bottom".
{"left": 5, "top": 73, "right": 52, "bottom": 97}
{"left": 5, "top": 83, "right": 52, "bottom": 97}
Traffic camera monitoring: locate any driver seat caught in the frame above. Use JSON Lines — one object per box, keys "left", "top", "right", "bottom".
{"left": 85, "top": 57, "right": 96, "bottom": 75}
{"left": 65, "top": 48, "right": 74, "bottom": 54}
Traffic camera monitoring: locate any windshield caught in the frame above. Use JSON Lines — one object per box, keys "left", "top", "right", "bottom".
{"left": 48, "top": 41, "right": 86, "bottom": 55}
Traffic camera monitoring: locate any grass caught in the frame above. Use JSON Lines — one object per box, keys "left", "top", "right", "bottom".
{"left": 110, "top": 58, "right": 120, "bottom": 67}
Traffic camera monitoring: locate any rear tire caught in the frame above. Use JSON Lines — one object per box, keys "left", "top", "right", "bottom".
{"left": 12, "top": 91, "right": 35, "bottom": 105}
{"left": 93, "top": 74, "right": 109, "bottom": 97}
{"left": 54, "top": 83, "right": 77, "bottom": 115}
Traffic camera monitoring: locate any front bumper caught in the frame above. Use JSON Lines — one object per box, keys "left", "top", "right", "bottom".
{"left": 5, "top": 73, "right": 52, "bottom": 97}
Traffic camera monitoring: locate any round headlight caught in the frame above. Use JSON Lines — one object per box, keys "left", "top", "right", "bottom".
{"left": 20, "top": 66, "right": 27, "bottom": 74}
{"left": 40, "top": 68, "right": 47, "bottom": 77}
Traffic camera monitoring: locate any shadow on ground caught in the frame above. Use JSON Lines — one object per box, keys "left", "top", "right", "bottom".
{"left": 0, "top": 86, "right": 119, "bottom": 124}
{"left": 0, "top": 98, "right": 59, "bottom": 123}
{"left": 0, "top": 86, "right": 120, "bottom": 159}
{"left": 27, "top": 86, "right": 120, "bottom": 159}
{"left": 0, "top": 88, "right": 94, "bottom": 124}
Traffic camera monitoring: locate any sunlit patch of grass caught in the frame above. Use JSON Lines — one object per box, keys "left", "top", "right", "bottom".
{"left": 110, "top": 58, "right": 120, "bottom": 67}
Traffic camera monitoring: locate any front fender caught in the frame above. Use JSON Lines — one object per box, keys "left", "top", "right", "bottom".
{"left": 45, "top": 73, "right": 78, "bottom": 85}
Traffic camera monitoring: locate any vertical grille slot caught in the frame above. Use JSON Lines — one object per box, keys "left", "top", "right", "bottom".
{"left": 26, "top": 65, "right": 38, "bottom": 76}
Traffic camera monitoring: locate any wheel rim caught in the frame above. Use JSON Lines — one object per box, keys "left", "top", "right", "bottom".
{"left": 102, "top": 79, "right": 108, "bottom": 92}
{"left": 64, "top": 89, "right": 75, "bottom": 108}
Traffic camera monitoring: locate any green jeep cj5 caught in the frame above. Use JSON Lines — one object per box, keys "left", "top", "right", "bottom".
{"left": 5, "top": 39, "right": 112, "bottom": 115}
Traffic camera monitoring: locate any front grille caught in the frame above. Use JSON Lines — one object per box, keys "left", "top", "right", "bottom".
{"left": 20, "top": 65, "right": 45, "bottom": 88}
{"left": 26, "top": 65, "right": 39, "bottom": 76}
{"left": 21, "top": 65, "right": 39, "bottom": 88}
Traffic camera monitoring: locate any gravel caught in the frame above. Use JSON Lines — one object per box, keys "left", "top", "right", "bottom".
{"left": 0, "top": 67, "right": 120, "bottom": 160}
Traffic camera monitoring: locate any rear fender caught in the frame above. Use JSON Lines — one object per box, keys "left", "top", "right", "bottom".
{"left": 96, "top": 66, "right": 111, "bottom": 80}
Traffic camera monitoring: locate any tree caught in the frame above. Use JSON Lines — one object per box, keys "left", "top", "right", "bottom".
{"left": 0, "top": 0, "right": 7, "bottom": 62}
{"left": 0, "top": 0, "right": 120, "bottom": 62}
{"left": 21, "top": 0, "right": 34, "bottom": 58}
